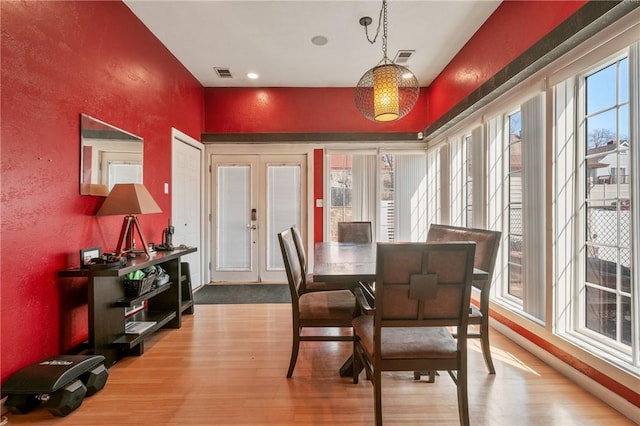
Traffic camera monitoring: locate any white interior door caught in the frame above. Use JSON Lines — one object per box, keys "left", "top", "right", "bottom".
{"left": 211, "top": 154, "right": 306, "bottom": 283}
{"left": 171, "top": 129, "right": 204, "bottom": 289}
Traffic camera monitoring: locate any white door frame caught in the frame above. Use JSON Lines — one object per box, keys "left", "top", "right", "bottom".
{"left": 205, "top": 143, "right": 315, "bottom": 282}
{"left": 171, "top": 128, "right": 207, "bottom": 286}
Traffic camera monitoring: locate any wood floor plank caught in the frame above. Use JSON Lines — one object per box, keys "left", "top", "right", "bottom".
{"left": 4, "top": 304, "right": 634, "bottom": 425}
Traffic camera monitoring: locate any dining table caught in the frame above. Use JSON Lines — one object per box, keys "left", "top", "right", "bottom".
{"left": 313, "top": 241, "right": 489, "bottom": 283}
{"left": 312, "top": 241, "right": 490, "bottom": 377}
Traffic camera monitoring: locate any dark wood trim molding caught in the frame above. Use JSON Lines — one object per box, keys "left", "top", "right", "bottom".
{"left": 201, "top": 132, "right": 423, "bottom": 143}
{"left": 425, "top": 1, "right": 639, "bottom": 140}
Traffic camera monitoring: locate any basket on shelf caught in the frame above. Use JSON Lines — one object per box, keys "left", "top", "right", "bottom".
{"left": 124, "top": 273, "right": 156, "bottom": 297}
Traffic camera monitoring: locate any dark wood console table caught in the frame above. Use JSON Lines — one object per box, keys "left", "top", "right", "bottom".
{"left": 59, "top": 247, "right": 197, "bottom": 367}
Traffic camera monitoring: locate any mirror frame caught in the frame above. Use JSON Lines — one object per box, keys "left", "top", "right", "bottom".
{"left": 80, "top": 114, "right": 143, "bottom": 196}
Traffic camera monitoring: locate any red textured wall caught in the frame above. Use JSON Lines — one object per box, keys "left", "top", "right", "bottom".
{"left": 1, "top": 1, "right": 203, "bottom": 382}
{"left": 427, "top": 0, "right": 587, "bottom": 125}
{"left": 204, "top": 87, "right": 429, "bottom": 133}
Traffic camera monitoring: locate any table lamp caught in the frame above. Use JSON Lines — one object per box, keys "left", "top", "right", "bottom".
{"left": 96, "top": 183, "right": 162, "bottom": 256}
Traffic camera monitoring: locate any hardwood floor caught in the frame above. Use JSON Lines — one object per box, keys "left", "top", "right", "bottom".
{"left": 6, "top": 304, "right": 634, "bottom": 425}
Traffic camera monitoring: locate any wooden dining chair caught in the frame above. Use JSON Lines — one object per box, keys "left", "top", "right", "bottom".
{"left": 352, "top": 242, "right": 476, "bottom": 426}
{"left": 426, "top": 224, "right": 502, "bottom": 374}
{"left": 338, "top": 221, "right": 373, "bottom": 243}
{"left": 278, "top": 229, "right": 357, "bottom": 378}
{"left": 290, "top": 225, "right": 356, "bottom": 293}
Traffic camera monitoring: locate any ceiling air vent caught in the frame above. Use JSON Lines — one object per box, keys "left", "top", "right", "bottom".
{"left": 394, "top": 50, "right": 414, "bottom": 64}
{"left": 214, "top": 67, "right": 233, "bottom": 78}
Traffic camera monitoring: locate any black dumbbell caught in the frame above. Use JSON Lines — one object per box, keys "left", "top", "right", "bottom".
{"left": 44, "top": 379, "right": 87, "bottom": 417}
{"left": 81, "top": 364, "right": 109, "bottom": 396}
{"left": 5, "top": 393, "right": 41, "bottom": 414}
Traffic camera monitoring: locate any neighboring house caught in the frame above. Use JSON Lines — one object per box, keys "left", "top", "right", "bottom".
{"left": 587, "top": 140, "right": 630, "bottom": 184}
{"left": 587, "top": 140, "right": 630, "bottom": 205}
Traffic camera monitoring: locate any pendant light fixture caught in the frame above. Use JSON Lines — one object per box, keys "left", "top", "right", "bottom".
{"left": 354, "top": 0, "right": 419, "bottom": 122}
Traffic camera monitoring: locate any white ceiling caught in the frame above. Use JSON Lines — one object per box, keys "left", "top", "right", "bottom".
{"left": 124, "top": 0, "right": 501, "bottom": 88}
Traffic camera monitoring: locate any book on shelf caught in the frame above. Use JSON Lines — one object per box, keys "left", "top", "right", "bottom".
{"left": 124, "top": 321, "right": 156, "bottom": 335}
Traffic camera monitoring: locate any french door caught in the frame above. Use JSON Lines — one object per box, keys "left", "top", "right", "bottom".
{"left": 210, "top": 154, "right": 307, "bottom": 283}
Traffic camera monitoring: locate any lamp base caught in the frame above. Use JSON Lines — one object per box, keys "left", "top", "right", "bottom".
{"left": 115, "top": 215, "right": 152, "bottom": 257}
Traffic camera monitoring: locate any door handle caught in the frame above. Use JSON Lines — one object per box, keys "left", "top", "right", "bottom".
{"left": 247, "top": 224, "right": 257, "bottom": 230}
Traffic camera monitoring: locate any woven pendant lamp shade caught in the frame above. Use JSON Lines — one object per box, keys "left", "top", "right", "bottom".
{"left": 355, "top": 63, "right": 419, "bottom": 122}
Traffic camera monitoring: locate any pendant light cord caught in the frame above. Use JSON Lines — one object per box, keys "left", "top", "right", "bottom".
{"left": 381, "top": 0, "right": 389, "bottom": 64}
{"left": 362, "top": 0, "right": 391, "bottom": 65}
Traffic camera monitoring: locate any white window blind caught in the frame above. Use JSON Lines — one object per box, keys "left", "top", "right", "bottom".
{"left": 552, "top": 76, "right": 578, "bottom": 334}
{"left": 521, "top": 93, "right": 547, "bottom": 322}
{"left": 352, "top": 154, "right": 377, "bottom": 234}
{"left": 470, "top": 126, "right": 485, "bottom": 228}
{"left": 394, "top": 154, "right": 428, "bottom": 241}
{"left": 426, "top": 148, "right": 442, "bottom": 228}
{"left": 449, "top": 137, "right": 465, "bottom": 226}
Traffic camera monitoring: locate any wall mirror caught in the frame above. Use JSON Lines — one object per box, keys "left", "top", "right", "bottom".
{"left": 80, "top": 114, "right": 143, "bottom": 196}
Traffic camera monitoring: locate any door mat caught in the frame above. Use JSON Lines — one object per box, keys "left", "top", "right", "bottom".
{"left": 193, "top": 284, "right": 290, "bottom": 304}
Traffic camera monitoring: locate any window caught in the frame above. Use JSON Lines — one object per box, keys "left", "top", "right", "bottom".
{"left": 582, "top": 56, "right": 632, "bottom": 346}
{"left": 325, "top": 150, "right": 427, "bottom": 242}
{"left": 486, "top": 94, "right": 546, "bottom": 321}
{"left": 507, "top": 111, "right": 523, "bottom": 300}
{"left": 554, "top": 43, "right": 638, "bottom": 369}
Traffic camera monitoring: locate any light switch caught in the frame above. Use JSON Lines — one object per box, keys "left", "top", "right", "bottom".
{"left": 315, "top": 199, "right": 323, "bottom": 208}
{"left": 164, "top": 183, "right": 169, "bottom": 194}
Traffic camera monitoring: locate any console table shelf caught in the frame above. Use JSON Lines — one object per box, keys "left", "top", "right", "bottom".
{"left": 59, "top": 247, "right": 197, "bottom": 366}
{"left": 113, "top": 283, "right": 172, "bottom": 307}
{"left": 113, "top": 310, "right": 177, "bottom": 349}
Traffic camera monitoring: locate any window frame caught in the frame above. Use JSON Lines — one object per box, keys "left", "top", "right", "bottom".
{"left": 572, "top": 51, "right": 635, "bottom": 359}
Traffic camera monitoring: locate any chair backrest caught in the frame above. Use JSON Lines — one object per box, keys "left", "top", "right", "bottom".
{"left": 427, "top": 224, "right": 501, "bottom": 288}
{"left": 338, "top": 221, "right": 372, "bottom": 243}
{"left": 278, "top": 229, "right": 303, "bottom": 304}
{"left": 374, "top": 242, "right": 476, "bottom": 335}
{"left": 290, "top": 225, "right": 308, "bottom": 276}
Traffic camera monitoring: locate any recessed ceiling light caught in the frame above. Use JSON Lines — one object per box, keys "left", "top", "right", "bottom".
{"left": 247, "top": 72, "right": 259, "bottom": 80}
{"left": 311, "top": 35, "right": 328, "bottom": 46}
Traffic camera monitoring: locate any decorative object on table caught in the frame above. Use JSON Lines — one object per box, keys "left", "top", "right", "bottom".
{"left": 123, "top": 269, "right": 156, "bottom": 297}
{"left": 96, "top": 183, "right": 162, "bottom": 257}
{"left": 354, "top": 0, "right": 419, "bottom": 122}
{"left": 157, "top": 219, "right": 175, "bottom": 251}
{"left": 79, "top": 247, "right": 101, "bottom": 268}
{"left": 84, "top": 253, "right": 127, "bottom": 270}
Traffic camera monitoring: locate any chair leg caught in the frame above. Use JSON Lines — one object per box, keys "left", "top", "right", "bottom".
{"left": 353, "top": 340, "right": 359, "bottom": 384}
{"left": 480, "top": 320, "right": 496, "bottom": 374}
{"left": 286, "top": 330, "right": 300, "bottom": 378}
{"left": 456, "top": 368, "right": 470, "bottom": 426}
{"left": 374, "top": 369, "right": 383, "bottom": 426}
